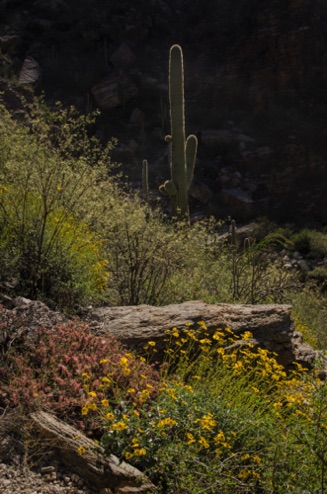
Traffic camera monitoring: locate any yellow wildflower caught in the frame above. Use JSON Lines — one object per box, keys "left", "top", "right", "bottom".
{"left": 101, "top": 377, "right": 111, "bottom": 384}
{"left": 198, "top": 436, "right": 210, "bottom": 449}
{"left": 186, "top": 432, "right": 196, "bottom": 445}
{"left": 110, "top": 422, "right": 128, "bottom": 431}
{"left": 134, "top": 448, "right": 146, "bottom": 456}
{"left": 157, "top": 417, "right": 177, "bottom": 428}
{"left": 77, "top": 446, "right": 87, "bottom": 456}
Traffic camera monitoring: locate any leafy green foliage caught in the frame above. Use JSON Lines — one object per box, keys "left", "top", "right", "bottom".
{"left": 0, "top": 99, "right": 113, "bottom": 306}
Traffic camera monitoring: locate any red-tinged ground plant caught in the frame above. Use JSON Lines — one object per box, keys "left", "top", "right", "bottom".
{"left": 0, "top": 305, "right": 161, "bottom": 437}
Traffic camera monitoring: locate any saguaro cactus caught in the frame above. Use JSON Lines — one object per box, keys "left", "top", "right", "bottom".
{"left": 159, "top": 44, "right": 198, "bottom": 221}
{"left": 142, "top": 159, "right": 149, "bottom": 202}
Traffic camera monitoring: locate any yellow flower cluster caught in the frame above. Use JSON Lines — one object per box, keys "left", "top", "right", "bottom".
{"left": 119, "top": 355, "right": 131, "bottom": 376}
{"left": 156, "top": 417, "right": 177, "bottom": 429}
{"left": 81, "top": 402, "right": 97, "bottom": 415}
{"left": 125, "top": 437, "right": 147, "bottom": 460}
{"left": 194, "top": 413, "right": 217, "bottom": 431}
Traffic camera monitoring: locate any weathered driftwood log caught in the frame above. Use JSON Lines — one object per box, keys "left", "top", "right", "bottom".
{"left": 30, "top": 411, "right": 154, "bottom": 494}
{"left": 90, "top": 301, "right": 317, "bottom": 369}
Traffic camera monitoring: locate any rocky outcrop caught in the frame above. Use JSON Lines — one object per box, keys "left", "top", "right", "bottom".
{"left": 89, "top": 300, "right": 320, "bottom": 370}
{"left": 2, "top": 296, "right": 323, "bottom": 371}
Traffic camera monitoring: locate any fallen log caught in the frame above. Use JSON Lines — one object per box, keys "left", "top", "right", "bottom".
{"left": 29, "top": 411, "right": 154, "bottom": 494}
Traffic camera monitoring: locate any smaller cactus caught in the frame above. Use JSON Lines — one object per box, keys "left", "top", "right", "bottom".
{"left": 230, "top": 219, "right": 237, "bottom": 248}
{"left": 142, "top": 159, "right": 149, "bottom": 202}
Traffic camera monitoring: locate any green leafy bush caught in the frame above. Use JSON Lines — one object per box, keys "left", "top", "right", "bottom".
{"left": 0, "top": 99, "right": 113, "bottom": 306}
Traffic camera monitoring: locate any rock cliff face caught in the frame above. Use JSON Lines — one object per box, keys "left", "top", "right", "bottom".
{"left": 1, "top": 0, "right": 327, "bottom": 224}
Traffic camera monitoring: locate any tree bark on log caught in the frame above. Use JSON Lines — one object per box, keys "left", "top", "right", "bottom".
{"left": 29, "top": 411, "right": 154, "bottom": 494}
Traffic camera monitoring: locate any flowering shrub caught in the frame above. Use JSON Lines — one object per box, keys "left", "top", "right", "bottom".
{"left": 2, "top": 304, "right": 327, "bottom": 492}
{"left": 96, "top": 323, "right": 327, "bottom": 493}
{"left": 0, "top": 100, "right": 113, "bottom": 307}
{"left": 0, "top": 307, "right": 160, "bottom": 436}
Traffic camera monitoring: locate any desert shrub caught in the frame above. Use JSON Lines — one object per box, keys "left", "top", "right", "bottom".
{"left": 292, "top": 286, "right": 327, "bottom": 349}
{"left": 307, "top": 230, "right": 327, "bottom": 259}
{"left": 92, "top": 323, "right": 327, "bottom": 493}
{"left": 103, "top": 207, "right": 232, "bottom": 306}
{"left": 0, "top": 305, "right": 160, "bottom": 435}
{"left": 306, "top": 265, "right": 327, "bottom": 290}
{"left": 0, "top": 94, "right": 303, "bottom": 310}
{"left": 2, "top": 304, "right": 327, "bottom": 492}
{"left": 211, "top": 224, "right": 299, "bottom": 305}
{"left": 0, "top": 99, "right": 114, "bottom": 306}
{"left": 291, "top": 228, "right": 327, "bottom": 260}
{"left": 291, "top": 230, "right": 312, "bottom": 255}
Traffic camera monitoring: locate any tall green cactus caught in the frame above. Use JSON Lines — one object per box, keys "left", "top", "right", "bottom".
{"left": 142, "top": 159, "right": 149, "bottom": 202}
{"left": 159, "top": 44, "right": 198, "bottom": 221}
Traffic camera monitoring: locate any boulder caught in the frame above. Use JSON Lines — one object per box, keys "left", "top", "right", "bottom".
{"left": 218, "top": 188, "right": 255, "bottom": 219}
{"left": 110, "top": 43, "right": 136, "bottom": 69}
{"left": 91, "top": 71, "right": 138, "bottom": 110}
{"left": 18, "top": 57, "right": 41, "bottom": 84}
{"left": 89, "top": 301, "right": 321, "bottom": 369}
{"left": 4, "top": 297, "right": 325, "bottom": 372}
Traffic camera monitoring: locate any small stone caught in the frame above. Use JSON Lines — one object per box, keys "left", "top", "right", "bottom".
{"left": 71, "top": 473, "right": 80, "bottom": 483}
{"left": 41, "top": 466, "right": 56, "bottom": 474}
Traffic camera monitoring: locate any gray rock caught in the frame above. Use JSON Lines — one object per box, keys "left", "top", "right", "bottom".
{"left": 18, "top": 57, "right": 41, "bottom": 84}
{"left": 189, "top": 180, "right": 215, "bottom": 204}
{"left": 90, "top": 301, "right": 295, "bottom": 368}
{"left": 218, "top": 188, "right": 254, "bottom": 219}
{"left": 91, "top": 71, "right": 138, "bottom": 110}
{"left": 110, "top": 43, "right": 136, "bottom": 68}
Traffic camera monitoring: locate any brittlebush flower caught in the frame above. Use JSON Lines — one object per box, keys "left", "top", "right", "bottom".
{"left": 134, "top": 448, "right": 146, "bottom": 456}
{"left": 110, "top": 421, "right": 128, "bottom": 431}
{"left": 77, "top": 446, "right": 87, "bottom": 456}
{"left": 157, "top": 417, "right": 177, "bottom": 428}
{"left": 199, "top": 436, "right": 210, "bottom": 449}
{"left": 186, "top": 432, "right": 196, "bottom": 445}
